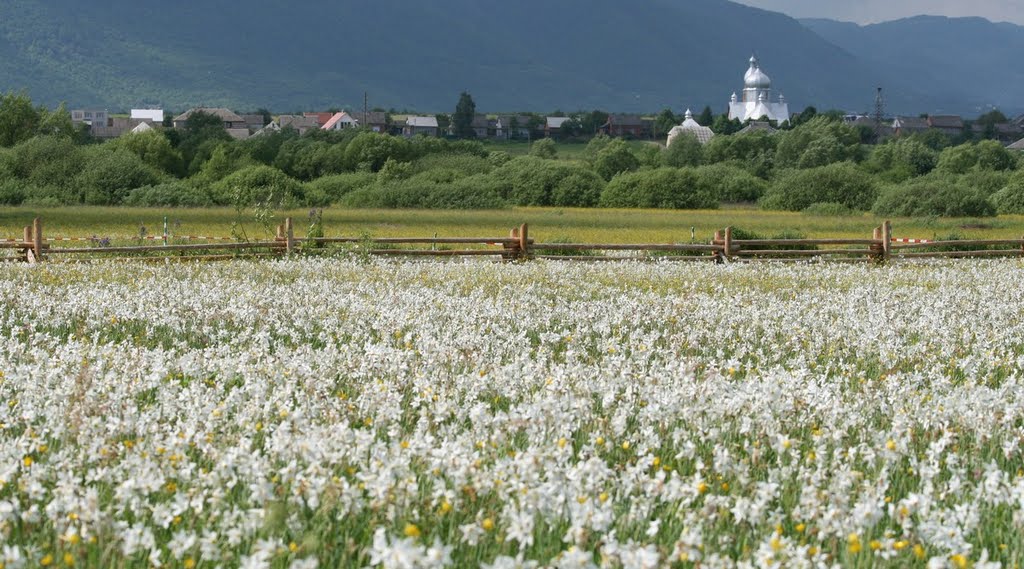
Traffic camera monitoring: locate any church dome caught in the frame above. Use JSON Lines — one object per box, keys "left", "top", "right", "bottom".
{"left": 744, "top": 56, "right": 771, "bottom": 89}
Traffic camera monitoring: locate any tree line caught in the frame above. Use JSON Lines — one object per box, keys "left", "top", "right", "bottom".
{"left": 1, "top": 92, "right": 1023, "bottom": 217}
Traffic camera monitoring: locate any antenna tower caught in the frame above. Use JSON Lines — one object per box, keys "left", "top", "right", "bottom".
{"left": 873, "top": 87, "right": 885, "bottom": 137}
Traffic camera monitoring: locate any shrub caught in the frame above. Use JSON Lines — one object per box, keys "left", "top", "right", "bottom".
{"left": 411, "top": 153, "right": 493, "bottom": 177}
{"left": 872, "top": 175, "right": 996, "bottom": 217}
{"left": 551, "top": 171, "right": 605, "bottom": 207}
{"left": 600, "top": 168, "right": 717, "bottom": 210}
{"left": 9, "top": 136, "right": 84, "bottom": 191}
{"left": 529, "top": 138, "right": 557, "bottom": 159}
{"left": 867, "top": 138, "right": 937, "bottom": 181}
{"left": 304, "top": 172, "right": 376, "bottom": 206}
{"left": 694, "top": 163, "right": 767, "bottom": 203}
{"left": 593, "top": 139, "right": 640, "bottom": 181}
{"left": 344, "top": 132, "right": 412, "bottom": 172}
{"left": 0, "top": 178, "right": 24, "bottom": 205}
{"left": 494, "top": 157, "right": 601, "bottom": 206}
{"left": 210, "top": 165, "right": 304, "bottom": 207}
{"left": 775, "top": 116, "right": 862, "bottom": 168}
{"left": 760, "top": 162, "right": 877, "bottom": 212}
{"left": 662, "top": 135, "right": 703, "bottom": 168}
{"left": 974, "top": 140, "right": 1015, "bottom": 171}
{"left": 124, "top": 181, "right": 213, "bottom": 207}
{"left": 341, "top": 173, "right": 507, "bottom": 209}
{"left": 77, "top": 147, "right": 165, "bottom": 205}
{"left": 935, "top": 144, "right": 978, "bottom": 174}
{"left": 991, "top": 179, "right": 1024, "bottom": 214}
{"left": 107, "top": 129, "right": 183, "bottom": 176}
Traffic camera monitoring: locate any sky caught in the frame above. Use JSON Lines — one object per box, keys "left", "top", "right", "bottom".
{"left": 733, "top": 0, "right": 1024, "bottom": 25}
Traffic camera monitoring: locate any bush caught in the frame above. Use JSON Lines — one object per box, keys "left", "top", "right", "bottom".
{"left": 210, "top": 165, "right": 304, "bottom": 207}
{"left": 529, "top": 138, "right": 557, "bottom": 159}
{"left": 775, "top": 116, "right": 862, "bottom": 168}
{"left": 991, "top": 179, "right": 1024, "bottom": 214}
{"left": 867, "top": 138, "right": 937, "bottom": 181}
{"left": 694, "top": 163, "right": 767, "bottom": 203}
{"left": 551, "top": 171, "right": 605, "bottom": 207}
{"left": 802, "top": 202, "right": 855, "bottom": 216}
{"left": 344, "top": 132, "right": 412, "bottom": 172}
{"left": 304, "top": 172, "right": 375, "bottom": 206}
{"left": 0, "top": 178, "right": 24, "bottom": 205}
{"left": 600, "top": 168, "right": 717, "bottom": 210}
{"left": 493, "top": 157, "right": 602, "bottom": 206}
{"left": 77, "top": 147, "right": 165, "bottom": 205}
{"left": 410, "top": 153, "right": 493, "bottom": 177}
{"left": 341, "top": 173, "right": 507, "bottom": 209}
{"left": 662, "top": 135, "right": 703, "bottom": 168}
{"left": 124, "top": 181, "right": 213, "bottom": 207}
{"left": 593, "top": 139, "right": 640, "bottom": 181}
{"left": 872, "top": 174, "right": 996, "bottom": 217}
{"left": 760, "top": 162, "right": 877, "bottom": 212}
{"left": 9, "top": 136, "right": 84, "bottom": 192}
{"left": 108, "top": 129, "right": 183, "bottom": 176}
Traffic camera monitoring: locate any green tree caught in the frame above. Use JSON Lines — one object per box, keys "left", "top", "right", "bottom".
{"left": 653, "top": 109, "right": 679, "bottom": 139}
{"left": 697, "top": 106, "right": 715, "bottom": 127}
{"left": 662, "top": 134, "right": 703, "bottom": 168}
{"left": 452, "top": 92, "right": 477, "bottom": 139}
{"left": 109, "top": 129, "right": 184, "bottom": 176}
{"left": 593, "top": 139, "right": 640, "bottom": 181}
{"left": 0, "top": 92, "right": 74, "bottom": 147}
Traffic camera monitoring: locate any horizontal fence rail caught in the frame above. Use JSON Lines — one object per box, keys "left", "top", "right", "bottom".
{"left": 3, "top": 217, "right": 1023, "bottom": 264}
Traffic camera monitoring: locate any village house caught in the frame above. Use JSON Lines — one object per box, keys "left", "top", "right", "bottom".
{"left": 403, "top": 116, "right": 439, "bottom": 137}
{"left": 70, "top": 109, "right": 109, "bottom": 127}
{"left": 130, "top": 109, "right": 164, "bottom": 123}
{"left": 927, "top": 115, "right": 965, "bottom": 137}
{"left": 351, "top": 111, "right": 388, "bottom": 133}
{"left": 891, "top": 116, "right": 930, "bottom": 137}
{"left": 304, "top": 112, "right": 334, "bottom": 127}
{"left": 321, "top": 111, "right": 359, "bottom": 130}
{"left": 545, "top": 117, "right": 570, "bottom": 138}
{"left": 493, "top": 115, "right": 532, "bottom": 140}
{"left": 277, "top": 115, "right": 320, "bottom": 135}
{"left": 172, "top": 108, "right": 247, "bottom": 130}
{"left": 600, "top": 114, "right": 651, "bottom": 138}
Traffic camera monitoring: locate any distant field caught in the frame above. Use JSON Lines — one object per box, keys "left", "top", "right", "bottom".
{"left": 3, "top": 206, "right": 1023, "bottom": 244}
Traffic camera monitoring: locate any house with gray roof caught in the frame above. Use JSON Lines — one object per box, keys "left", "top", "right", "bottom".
{"left": 172, "top": 108, "right": 246, "bottom": 129}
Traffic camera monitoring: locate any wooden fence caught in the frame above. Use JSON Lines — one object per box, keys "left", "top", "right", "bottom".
{"left": 3, "top": 217, "right": 1024, "bottom": 264}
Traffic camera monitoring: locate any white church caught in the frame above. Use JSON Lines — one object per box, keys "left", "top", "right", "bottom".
{"left": 728, "top": 55, "right": 789, "bottom": 124}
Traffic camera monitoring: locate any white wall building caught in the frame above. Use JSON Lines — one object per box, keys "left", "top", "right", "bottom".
{"left": 667, "top": 109, "right": 714, "bottom": 146}
{"left": 728, "top": 55, "right": 789, "bottom": 124}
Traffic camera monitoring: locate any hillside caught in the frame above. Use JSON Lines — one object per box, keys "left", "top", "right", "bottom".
{"left": 0, "top": 0, "right": 996, "bottom": 114}
{"left": 801, "top": 15, "right": 1024, "bottom": 115}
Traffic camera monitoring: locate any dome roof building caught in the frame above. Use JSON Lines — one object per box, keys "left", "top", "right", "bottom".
{"left": 667, "top": 109, "right": 715, "bottom": 146}
{"left": 729, "top": 55, "right": 789, "bottom": 124}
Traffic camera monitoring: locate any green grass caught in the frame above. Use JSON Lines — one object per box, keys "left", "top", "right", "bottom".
{"left": 2, "top": 205, "right": 1023, "bottom": 245}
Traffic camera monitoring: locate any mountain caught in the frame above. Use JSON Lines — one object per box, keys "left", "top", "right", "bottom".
{"left": 0, "top": 0, "right": 1003, "bottom": 115}
{"left": 801, "top": 15, "right": 1024, "bottom": 115}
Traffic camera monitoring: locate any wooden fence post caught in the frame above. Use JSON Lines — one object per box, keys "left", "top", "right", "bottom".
{"left": 284, "top": 217, "right": 294, "bottom": 255}
{"left": 504, "top": 226, "right": 521, "bottom": 262}
{"left": 871, "top": 226, "right": 882, "bottom": 262}
{"left": 519, "top": 223, "right": 529, "bottom": 260}
{"left": 881, "top": 220, "right": 892, "bottom": 262}
{"left": 724, "top": 226, "right": 733, "bottom": 259}
{"left": 32, "top": 218, "right": 43, "bottom": 262}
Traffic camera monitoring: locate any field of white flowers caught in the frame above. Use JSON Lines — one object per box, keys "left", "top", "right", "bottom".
{"left": 1, "top": 259, "right": 1023, "bottom": 569}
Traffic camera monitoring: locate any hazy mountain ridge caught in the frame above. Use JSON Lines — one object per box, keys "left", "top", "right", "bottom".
{"left": 0, "top": 0, "right": 1016, "bottom": 115}
{"left": 801, "top": 15, "right": 1024, "bottom": 115}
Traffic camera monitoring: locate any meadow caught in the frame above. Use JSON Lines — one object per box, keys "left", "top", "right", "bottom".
{"left": 3, "top": 206, "right": 1023, "bottom": 245}
{"left": 1, "top": 258, "right": 1023, "bottom": 568}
